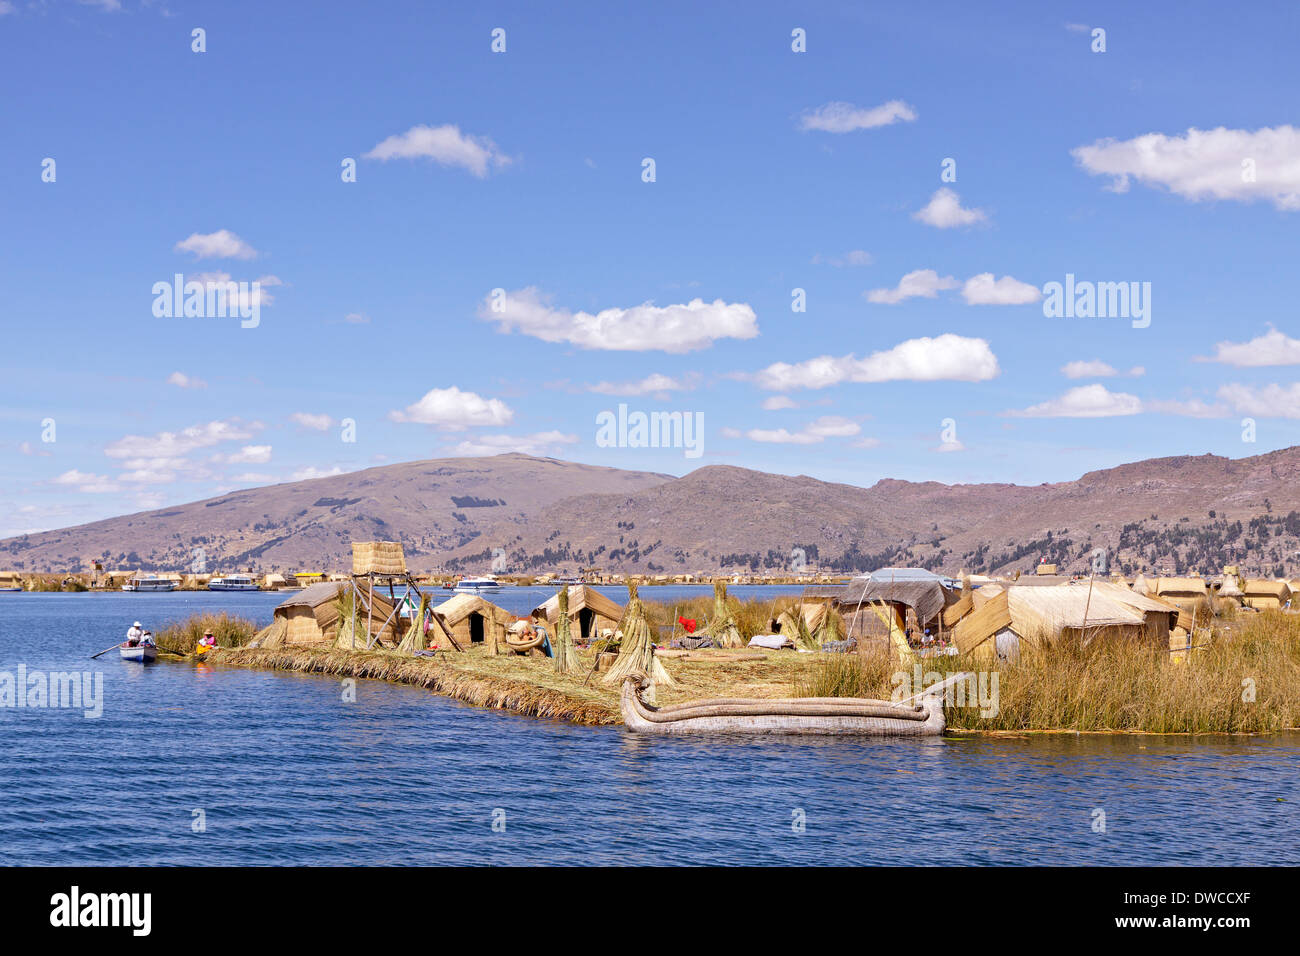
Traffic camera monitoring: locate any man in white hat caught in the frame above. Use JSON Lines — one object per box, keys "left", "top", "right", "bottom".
{"left": 126, "top": 621, "right": 144, "bottom": 646}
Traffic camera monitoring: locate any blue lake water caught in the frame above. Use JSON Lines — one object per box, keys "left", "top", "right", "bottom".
{"left": 1, "top": 589, "right": 1296, "bottom": 865}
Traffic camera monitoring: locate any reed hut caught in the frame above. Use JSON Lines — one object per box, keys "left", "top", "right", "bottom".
{"left": 835, "top": 568, "right": 954, "bottom": 653}
{"left": 262, "top": 573, "right": 288, "bottom": 589}
{"left": 0, "top": 571, "right": 22, "bottom": 589}
{"left": 432, "top": 594, "right": 513, "bottom": 647}
{"left": 1215, "top": 575, "right": 1244, "bottom": 601}
{"left": 1151, "top": 577, "right": 1209, "bottom": 613}
{"left": 271, "top": 581, "right": 400, "bottom": 646}
{"left": 953, "top": 583, "right": 1176, "bottom": 662}
{"left": 532, "top": 585, "right": 624, "bottom": 642}
{"left": 1242, "top": 579, "right": 1292, "bottom": 611}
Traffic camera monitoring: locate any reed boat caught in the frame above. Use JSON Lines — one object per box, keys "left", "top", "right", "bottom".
{"left": 620, "top": 675, "right": 949, "bottom": 736}
{"left": 120, "top": 640, "right": 158, "bottom": 663}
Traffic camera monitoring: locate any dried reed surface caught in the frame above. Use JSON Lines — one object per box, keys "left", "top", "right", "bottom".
{"left": 641, "top": 594, "right": 815, "bottom": 643}
{"left": 212, "top": 637, "right": 830, "bottom": 726}
{"left": 156, "top": 612, "right": 257, "bottom": 655}
{"left": 796, "top": 609, "right": 1300, "bottom": 734}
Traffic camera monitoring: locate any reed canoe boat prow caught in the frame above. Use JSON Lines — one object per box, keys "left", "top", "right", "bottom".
{"left": 619, "top": 676, "right": 946, "bottom": 736}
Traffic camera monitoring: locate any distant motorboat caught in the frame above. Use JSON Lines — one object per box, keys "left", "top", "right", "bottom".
{"left": 454, "top": 576, "right": 501, "bottom": 594}
{"left": 122, "top": 576, "right": 177, "bottom": 592}
{"left": 120, "top": 639, "right": 158, "bottom": 663}
{"left": 208, "top": 574, "right": 258, "bottom": 592}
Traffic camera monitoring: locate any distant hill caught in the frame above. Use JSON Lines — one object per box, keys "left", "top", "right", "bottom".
{"left": 6, "top": 448, "right": 1300, "bottom": 578}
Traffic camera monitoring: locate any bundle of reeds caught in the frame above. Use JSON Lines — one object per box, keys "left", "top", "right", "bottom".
{"left": 334, "top": 588, "right": 361, "bottom": 650}
{"left": 396, "top": 593, "right": 431, "bottom": 654}
{"left": 252, "top": 618, "right": 288, "bottom": 649}
{"left": 552, "top": 587, "right": 581, "bottom": 674}
{"left": 351, "top": 540, "right": 406, "bottom": 575}
{"left": 701, "top": 581, "right": 744, "bottom": 648}
{"left": 602, "top": 583, "right": 676, "bottom": 691}
{"left": 157, "top": 612, "right": 258, "bottom": 654}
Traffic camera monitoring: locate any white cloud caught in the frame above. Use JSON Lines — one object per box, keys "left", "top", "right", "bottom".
{"left": 753, "top": 334, "right": 1000, "bottom": 390}
{"left": 231, "top": 472, "right": 277, "bottom": 484}
{"left": 961, "top": 273, "right": 1040, "bottom": 305}
{"left": 52, "top": 470, "right": 119, "bottom": 493}
{"left": 1204, "top": 328, "right": 1300, "bottom": 367}
{"left": 1217, "top": 383, "right": 1300, "bottom": 418}
{"left": 480, "top": 287, "right": 758, "bottom": 352}
{"left": 1007, "top": 384, "right": 1142, "bottom": 418}
{"left": 798, "top": 100, "right": 917, "bottom": 133}
{"left": 587, "top": 373, "right": 692, "bottom": 396}
{"left": 174, "top": 229, "right": 258, "bottom": 260}
{"left": 216, "top": 444, "right": 272, "bottom": 464}
{"left": 363, "top": 124, "right": 510, "bottom": 177}
{"left": 1072, "top": 126, "right": 1300, "bottom": 210}
{"left": 291, "top": 465, "right": 347, "bottom": 481}
{"left": 77, "top": 0, "right": 121, "bottom": 11}
{"left": 447, "top": 431, "right": 579, "bottom": 456}
{"left": 912, "top": 188, "right": 988, "bottom": 228}
{"left": 344, "top": 312, "right": 371, "bottom": 324}
{"left": 814, "top": 249, "right": 873, "bottom": 267}
{"left": 1061, "top": 359, "right": 1118, "bottom": 379}
{"left": 167, "top": 371, "right": 207, "bottom": 389}
{"left": 866, "top": 269, "right": 959, "bottom": 304}
{"left": 290, "top": 412, "right": 334, "bottom": 431}
{"left": 390, "top": 386, "right": 514, "bottom": 429}
{"left": 188, "top": 271, "right": 282, "bottom": 309}
{"left": 761, "top": 396, "right": 798, "bottom": 410}
{"left": 744, "top": 416, "right": 861, "bottom": 444}
{"left": 105, "top": 419, "right": 258, "bottom": 460}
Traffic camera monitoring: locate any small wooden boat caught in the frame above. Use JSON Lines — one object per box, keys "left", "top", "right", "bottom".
{"left": 620, "top": 676, "right": 947, "bottom": 736}
{"left": 120, "top": 641, "right": 158, "bottom": 663}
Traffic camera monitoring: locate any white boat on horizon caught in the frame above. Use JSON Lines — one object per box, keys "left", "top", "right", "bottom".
{"left": 208, "top": 574, "right": 259, "bottom": 592}
{"left": 122, "top": 576, "right": 178, "bottom": 592}
{"left": 454, "top": 575, "right": 502, "bottom": 594}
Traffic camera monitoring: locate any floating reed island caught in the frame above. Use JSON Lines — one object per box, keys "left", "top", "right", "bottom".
{"left": 156, "top": 546, "right": 1300, "bottom": 735}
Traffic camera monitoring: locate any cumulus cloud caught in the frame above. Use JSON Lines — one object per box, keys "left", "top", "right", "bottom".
{"left": 289, "top": 412, "right": 334, "bottom": 431}
{"left": 389, "top": 386, "right": 514, "bottom": 429}
{"left": 799, "top": 100, "right": 917, "bottom": 133}
{"left": 188, "top": 271, "right": 282, "bottom": 309}
{"left": 961, "top": 273, "right": 1040, "bottom": 305}
{"left": 865, "top": 269, "right": 959, "bottom": 304}
{"left": 1061, "top": 359, "right": 1118, "bottom": 378}
{"left": 174, "top": 230, "right": 258, "bottom": 260}
{"left": 1203, "top": 328, "right": 1300, "bottom": 367}
{"left": 215, "top": 444, "right": 272, "bottom": 464}
{"left": 761, "top": 396, "right": 798, "bottom": 410}
{"left": 479, "top": 287, "right": 758, "bottom": 352}
{"left": 1217, "top": 383, "right": 1300, "bottom": 418}
{"left": 167, "top": 371, "right": 207, "bottom": 389}
{"left": 744, "top": 416, "right": 861, "bottom": 444}
{"left": 52, "top": 469, "right": 119, "bottom": 493}
{"left": 912, "top": 188, "right": 988, "bottom": 228}
{"left": 1007, "top": 384, "right": 1142, "bottom": 418}
{"left": 447, "top": 431, "right": 579, "bottom": 456}
{"left": 587, "top": 373, "right": 693, "bottom": 396}
{"left": 363, "top": 123, "right": 510, "bottom": 177}
{"left": 752, "top": 334, "right": 1000, "bottom": 390}
{"left": 1072, "top": 126, "right": 1300, "bottom": 210}
{"left": 105, "top": 419, "right": 259, "bottom": 460}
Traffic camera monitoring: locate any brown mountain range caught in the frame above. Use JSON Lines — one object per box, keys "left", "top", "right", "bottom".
{"left": 5, "top": 448, "right": 1300, "bottom": 578}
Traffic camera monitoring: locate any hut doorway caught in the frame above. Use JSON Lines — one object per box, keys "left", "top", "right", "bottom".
{"left": 469, "top": 613, "right": 485, "bottom": 644}
{"left": 579, "top": 608, "right": 595, "bottom": 640}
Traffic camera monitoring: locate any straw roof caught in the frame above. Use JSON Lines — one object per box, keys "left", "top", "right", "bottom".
{"left": 1008, "top": 584, "right": 1147, "bottom": 631}
{"left": 1131, "top": 573, "right": 1152, "bottom": 596}
{"left": 1152, "top": 577, "right": 1209, "bottom": 597}
{"left": 532, "top": 584, "right": 624, "bottom": 624}
{"left": 953, "top": 590, "right": 1012, "bottom": 655}
{"left": 433, "top": 593, "right": 513, "bottom": 627}
{"left": 275, "top": 581, "right": 345, "bottom": 609}
{"left": 1243, "top": 579, "right": 1291, "bottom": 599}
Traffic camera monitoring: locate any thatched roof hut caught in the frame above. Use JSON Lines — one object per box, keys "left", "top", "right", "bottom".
{"left": 953, "top": 583, "right": 1176, "bottom": 662}
{"left": 1151, "top": 577, "right": 1209, "bottom": 611}
{"left": 433, "top": 594, "right": 514, "bottom": 647}
{"left": 1242, "top": 579, "right": 1292, "bottom": 610}
{"left": 272, "top": 581, "right": 400, "bottom": 646}
{"left": 532, "top": 585, "right": 624, "bottom": 641}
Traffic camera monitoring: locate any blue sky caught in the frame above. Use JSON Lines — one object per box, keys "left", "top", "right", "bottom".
{"left": 3, "top": 0, "right": 1300, "bottom": 537}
